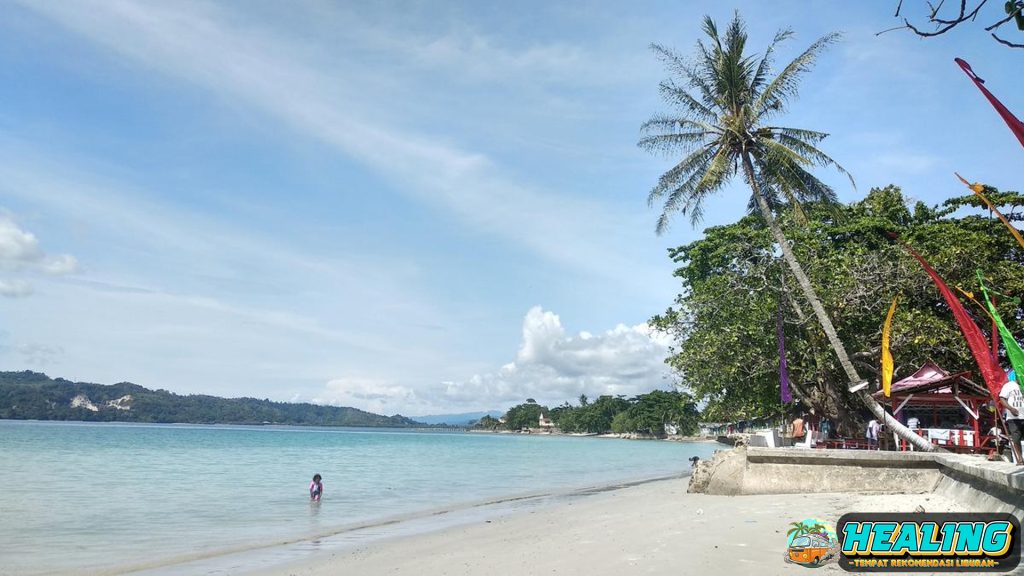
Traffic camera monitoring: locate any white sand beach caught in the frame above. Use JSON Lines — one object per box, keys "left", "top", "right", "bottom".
{"left": 247, "top": 477, "right": 959, "bottom": 576}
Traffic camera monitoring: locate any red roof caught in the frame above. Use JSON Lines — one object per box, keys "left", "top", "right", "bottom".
{"left": 872, "top": 361, "right": 989, "bottom": 399}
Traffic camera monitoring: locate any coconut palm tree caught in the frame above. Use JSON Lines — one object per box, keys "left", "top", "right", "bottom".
{"left": 806, "top": 523, "right": 828, "bottom": 535}
{"left": 638, "top": 12, "right": 934, "bottom": 452}
{"left": 787, "top": 521, "right": 810, "bottom": 541}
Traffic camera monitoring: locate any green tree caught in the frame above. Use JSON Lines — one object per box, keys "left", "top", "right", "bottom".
{"left": 638, "top": 13, "right": 933, "bottom": 450}
{"left": 610, "top": 411, "right": 632, "bottom": 434}
{"left": 474, "top": 415, "right": 500, "bottom": 430}
{"left": 503, "top": 401, "right": 548, "bottom": 430}
{"left": 620, "top": 390, "right": 700, "bottom": 437}
{"left": 578, "top": 395, "right": 631, "bottom": 433}
{"left": 653, "top": 186, "right": 1024, "bottom": 434}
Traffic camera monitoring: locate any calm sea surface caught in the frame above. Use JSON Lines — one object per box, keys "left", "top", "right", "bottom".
{"left": 0, "top": 420, "right": 719, "bottom": 575}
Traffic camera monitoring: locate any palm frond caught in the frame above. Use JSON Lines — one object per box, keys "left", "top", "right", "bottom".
{"left": 750, "top": 28, "right": 795, "bottom": 96}
{"left": 654, "top": 146, "right": 734, "bottom": 233}
{"left": 658, "top": 81, "right": 718, "bottom": 123}
{"left": 756, "top": 146, "right": 840, "bottom": 206}
{"left": 752, "top": 32, "right": 841, "bottom": 122}
{"left": 649, "top": 43, "right": 690, "bottom": 79}
{"left": 675, "top": 147, "right": 735, "bottom": 228}
{"left": 637, "top": 130, "right": 711, "bottom": 155}
{"left": 646, "top": 145, "right": 717, "bottom": 207}
{"left": 772, "top": 133, "right": 855, "bottom": 188}
{"left": 746, "top": 178, "right": 810, "bottom": 225}
{"left": 650, "top": 43, "right": 722, "bottom": 115}
{"left": 765, "top": 126, "right": 830, "bottom": 145}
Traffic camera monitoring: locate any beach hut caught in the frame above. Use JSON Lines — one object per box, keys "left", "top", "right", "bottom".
{"left": 871, "top": 362, "right": 992, "bottom": 452}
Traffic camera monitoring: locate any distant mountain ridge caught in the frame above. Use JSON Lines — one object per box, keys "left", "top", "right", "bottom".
{"left": 0, "top": 371, "right": 423, "bottom": 427}
{"left": 411, "top": 411, "right": 504, "bottom": 426}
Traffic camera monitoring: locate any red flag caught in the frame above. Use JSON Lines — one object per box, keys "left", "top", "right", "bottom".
{"left": 893, "top": 235, "right": 1006, "bottom": 400}
{"left": 955, "top": 58, "right": 1024, "bottom": 150}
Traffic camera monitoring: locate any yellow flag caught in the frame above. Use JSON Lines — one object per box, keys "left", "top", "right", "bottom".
{"left": 881, "top": 296, "right": 898, "bottom": 397}
{"left": 956, "top": 173, "right": 1024, "bottom": 250}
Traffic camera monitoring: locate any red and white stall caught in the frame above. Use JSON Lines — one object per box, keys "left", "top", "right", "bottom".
{"left": 872, "top": 362, "right": 993, "bottom": 452}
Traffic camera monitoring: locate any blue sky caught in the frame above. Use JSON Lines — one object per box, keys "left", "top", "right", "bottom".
{"left": 0, "top": 1, "right": 1020, "bottom": 416}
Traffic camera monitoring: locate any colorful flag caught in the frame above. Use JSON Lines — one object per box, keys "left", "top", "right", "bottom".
{"left": 881, "top": 296, "right": 898, "bottom": 397}
{"left": 955, "top": 173, "right": 1024, "bottom": 250}
{"left": 955, "top": 58, "right": 1024, "bottom": 150}
{"left": 777, "top": 304, "right": 792, "bottom": 403}
{"left": 977, "top": 272, "right": 1024, "bottom": 394}
{"left": 892, "top": 234, "right": 1005, "bottom": 400}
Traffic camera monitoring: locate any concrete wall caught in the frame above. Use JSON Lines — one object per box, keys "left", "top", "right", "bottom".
{"left": 692, "top": 446, "right": 1023, "bottom": 518}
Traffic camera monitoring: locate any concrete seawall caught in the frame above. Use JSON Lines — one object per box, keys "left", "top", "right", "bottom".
{"left": 691, "top": 447, "right": 1023, "bottom": 517}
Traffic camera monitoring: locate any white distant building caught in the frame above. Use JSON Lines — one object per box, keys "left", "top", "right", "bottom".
{"left": 538, "top": 413, "right": 554, "bottom": 428}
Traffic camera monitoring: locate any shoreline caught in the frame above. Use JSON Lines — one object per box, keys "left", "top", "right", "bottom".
{"left": 120, "top": 473, "right": 695, "bottom": 576}
{"left": 466, "top": 428, "right": 721, "bottom": 443}
{"left": 238, "top": 475, "right": 961, "bottom": 576}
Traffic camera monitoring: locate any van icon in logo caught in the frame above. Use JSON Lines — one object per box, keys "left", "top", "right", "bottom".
{"left": 786, "top": 518, "right": 839, "bottom": 567}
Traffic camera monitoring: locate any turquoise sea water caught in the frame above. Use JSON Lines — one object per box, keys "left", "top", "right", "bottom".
{"left": 0, "top": 420, "right": 719, "bottom": 575}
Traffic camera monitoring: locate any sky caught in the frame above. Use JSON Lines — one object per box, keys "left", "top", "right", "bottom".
{"left": 0, "top": 1, "right": 1020, "bottom": 417}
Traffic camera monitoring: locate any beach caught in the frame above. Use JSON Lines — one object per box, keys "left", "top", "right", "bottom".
{"left": 245, "top": 476, "right": 959, "bottom": 576}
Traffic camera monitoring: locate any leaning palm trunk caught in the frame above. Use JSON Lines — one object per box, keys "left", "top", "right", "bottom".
{"left": 742, "top": 154, "right": 936, "bottom": 453}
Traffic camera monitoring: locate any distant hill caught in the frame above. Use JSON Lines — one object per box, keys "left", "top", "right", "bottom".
{"left": 412, "top": 411, "right": 504, "bottom": 426}
{"left": 0, "top": 371, "right": 423, "bottom": 427}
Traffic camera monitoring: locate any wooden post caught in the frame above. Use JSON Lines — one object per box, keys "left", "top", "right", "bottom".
{"left": 971, "top": 400, "right": 980, "bottom": 450}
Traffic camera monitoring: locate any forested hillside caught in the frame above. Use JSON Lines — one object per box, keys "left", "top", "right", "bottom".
{"left": 0, "top": 371, "right": 421, "bottom": 427}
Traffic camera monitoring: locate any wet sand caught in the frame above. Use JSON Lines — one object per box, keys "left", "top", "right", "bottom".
{"left": 245, "top": 477, "right": 960, "bottom": 576}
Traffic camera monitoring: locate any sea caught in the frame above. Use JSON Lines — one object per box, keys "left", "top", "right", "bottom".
{"left": 0, "top": 420, "right": 720, "bottom": 575}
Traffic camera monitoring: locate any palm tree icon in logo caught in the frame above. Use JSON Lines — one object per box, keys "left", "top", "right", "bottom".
{"left": 786, "top": 520, "right": 836, "bottom": 566}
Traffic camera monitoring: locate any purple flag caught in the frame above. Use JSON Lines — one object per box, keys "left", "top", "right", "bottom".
{"left": 777, "top": 304, "right": 793, "bottom": 403}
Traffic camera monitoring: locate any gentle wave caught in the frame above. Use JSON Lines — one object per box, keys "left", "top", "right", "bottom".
{"left": 0, "top": 420, "right": 719, "bottom": 575}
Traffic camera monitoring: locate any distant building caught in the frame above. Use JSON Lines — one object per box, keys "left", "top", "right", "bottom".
{"left": 538, "top": 413, "right": 554, "bottom": 428}
{"left": 698, "top": 422, "right": 728, "bottom": 436}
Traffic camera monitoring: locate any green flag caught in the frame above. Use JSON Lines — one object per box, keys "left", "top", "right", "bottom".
{"left": 977, "top": 271, "right": 1024, "bottom": 394}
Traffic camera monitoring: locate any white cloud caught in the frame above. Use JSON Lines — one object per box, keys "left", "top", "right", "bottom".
{"left": 14, "top": 0, "right": 665, "bottom": 291}
{"left": 315, "top": 306, "right": 674, "bottom": 416}
{"left": 0, "top": 216, "right": 44, "bottom": 263}
{"left": 41, "top": 254, "right": 80, "bottom": 275}
{"left": 17, "top": 343, "right": 65, "bottom": 366}
{"left": 391, "top": 29, "right": 588, "bottom": 84}
{"left": 0, "top": 214, "right": 78, "bottom": 296}
{"left": 0, "top": 280, "right": 34, "bottom": 298}
{"left": 314, "top": 377, "right": 422, "bottom": 417}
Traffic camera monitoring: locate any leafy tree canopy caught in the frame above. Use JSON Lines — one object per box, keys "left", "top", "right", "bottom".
{"left": 652, "top": 185, "right": 1024, "bottom": 433}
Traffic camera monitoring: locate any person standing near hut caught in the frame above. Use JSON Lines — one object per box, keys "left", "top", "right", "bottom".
{"left": 790, "top": 414, "right": 805, "bottom": 445}
{"left": 866, "top": 418, "right": 881, "bottom": 450}
{"left": 999, "top": 372, "right": 1024, "bottom": 463}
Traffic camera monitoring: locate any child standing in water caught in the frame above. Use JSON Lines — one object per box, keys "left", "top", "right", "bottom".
{"left": 309, "top": 474, "right": 323, "bottom": 501}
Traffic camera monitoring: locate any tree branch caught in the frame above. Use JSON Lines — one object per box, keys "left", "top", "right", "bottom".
{"left": 888, "top": 0, "right": 1023, "bottom": 47}
{"left": 993, "top": 31, "right": 1024, "bottom": 47}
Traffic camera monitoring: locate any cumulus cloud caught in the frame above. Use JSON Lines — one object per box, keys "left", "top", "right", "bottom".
{"left": 0, "top": 280, "right": 34, "bottom": 298}
{"left": 0, "top": 217, "right": 44, "bottom": 263}
{"left": 40, "top": 254, "right": 80, "bottom": 275}
{"left": 0, "top": 214, "right": 79, "bottom": 296}
{"left": 17, "top": 343, "right": 65, "bottom": 366}
{"left": 313, "top": 377, "right": 424, "bottom": 417}
{"left": 316, "top": 307, "right": 674, "bottom": 416}
{"left": 441, "top": 307, "right": 674, "bottom": 409}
